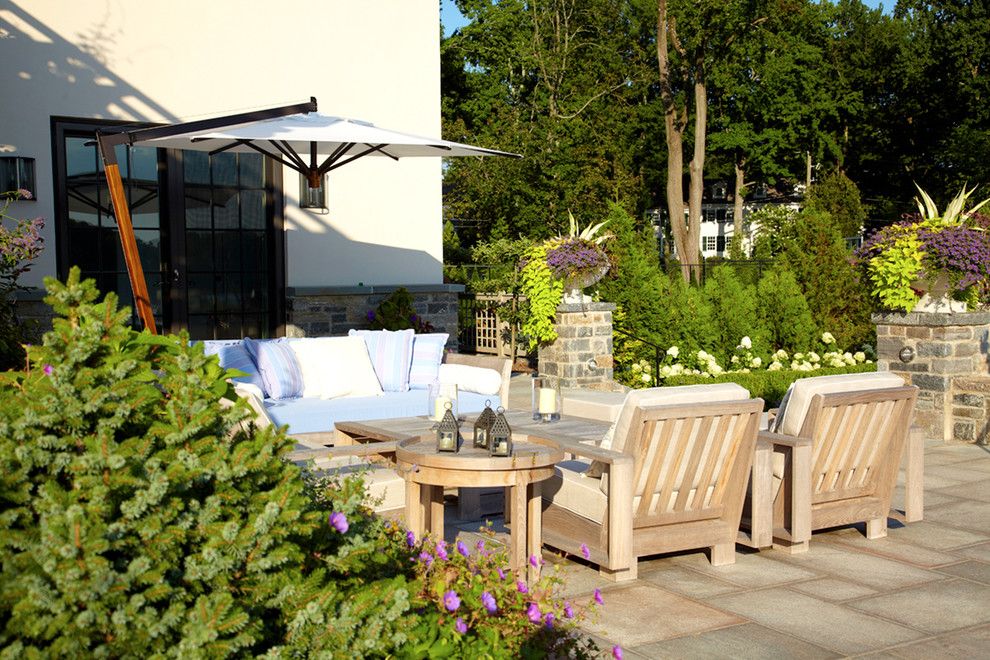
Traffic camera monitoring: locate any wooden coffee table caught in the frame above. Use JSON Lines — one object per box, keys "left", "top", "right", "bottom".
{"left": 396, "top": 433, "right": 563, "bottom": 581}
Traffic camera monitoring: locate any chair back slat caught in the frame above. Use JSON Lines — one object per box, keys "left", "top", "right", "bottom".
{"left": 624, "top": 399, "right": 762, "bottom": 524}
{"left": 802, "top": 387, "right": 917, "bottom": 501}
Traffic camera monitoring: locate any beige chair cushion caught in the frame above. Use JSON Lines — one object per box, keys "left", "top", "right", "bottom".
{"left": 773, "top": 372, "right": 904, "bottom": 438}
{"left": 586, "top": 383, "right": 750, "bottom": 479}
{"left": 542, "top": 460, "right": 608, "bottom": 523}
{"left": 313, "top": 456, "right": 405, "bottom": 513}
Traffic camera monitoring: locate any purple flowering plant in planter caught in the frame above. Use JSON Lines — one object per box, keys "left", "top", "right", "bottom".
{"left": 856, "top": 185, "right": 990, "bottom": 311}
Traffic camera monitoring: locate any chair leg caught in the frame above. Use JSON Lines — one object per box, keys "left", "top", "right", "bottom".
{"left": 710, "top": 542, "right": 736, "bottom": 566}
{"left": 866, "top": 516, "right": 887, "bottom": 540}
{"left": 599, "top": 563, "right": 637, "bottom": 582}
{"left": 772, "top": 539, "right": 809, "bottom": 554}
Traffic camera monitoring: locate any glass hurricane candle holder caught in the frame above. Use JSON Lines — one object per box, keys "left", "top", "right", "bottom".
{"left": 531, "top": 375, "right": 561, "bottom": 423}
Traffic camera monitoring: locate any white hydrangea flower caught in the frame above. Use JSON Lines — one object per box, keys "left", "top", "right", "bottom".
{"left": 854, "top": 351, "right": 866, "bottom": 363}
{"left": 631, "top": 362, "right": 641, "bottom": 372}
{"left": 641, "top": 373, "right": 651, "bottom": 383}
{"left": 843, "top": 352, "right": 855, "bottom": 364}
{"left": 730, "top": 355, "right": 740, "bottom": 364}
{"left": 667, "top": 346, "right": 679, "bottom": 358}
{"left": 642, "top": 362, "right": 652, "bottom": 373}
{"left": 773, "top": 349, "right": 789, "bottom": 360}
{"left": 794, "top": 352, "right": 804, "bottom": 361}
{"left": 697, "top": 349, "right": 709, "bottom": 360}
{"left": 751, "top": 356, "right": 762, "bottom": 368}
{"left": 808, "top": 352, "right": 820, "bottom": 362}
{"left": 768, "top": 361, "right": 783, "bottom": 371}
{"left": 822, "top": 332, "right": 835, "bottom": 345}
{"left": 739, "top": 336, "right": 752, "bottom": 350}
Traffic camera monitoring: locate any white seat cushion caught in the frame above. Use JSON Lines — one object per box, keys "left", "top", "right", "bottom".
{"left": 774, "top": 372, "right": 904, "bottom": 437}
{"left": 542, "top": 459, "right": 607, "bottom": 523}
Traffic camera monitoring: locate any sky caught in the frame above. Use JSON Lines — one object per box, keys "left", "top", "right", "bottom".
{"left": 441, "top": 1, "right": 891, "bottom": 38}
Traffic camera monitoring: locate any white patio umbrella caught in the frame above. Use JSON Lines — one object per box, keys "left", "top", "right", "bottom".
{"left": 95, "top": 97, "right": 518, "bottom": 332}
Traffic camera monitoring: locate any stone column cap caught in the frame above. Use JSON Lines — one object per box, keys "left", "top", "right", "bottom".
{"left": 872, "top": 310, "right": 990, "bottom": 327}
{"left": 556, "top": 302, "right": 617, "bottom": 313}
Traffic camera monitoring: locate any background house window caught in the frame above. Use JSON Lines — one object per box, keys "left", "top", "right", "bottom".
{"left": 0, "top": 156, "right": 36, "bottom": 199}
{"left": 704, "top": 236, "right": 717, "bottom": 251}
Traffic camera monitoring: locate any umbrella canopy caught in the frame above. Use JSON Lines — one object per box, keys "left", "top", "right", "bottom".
{"left": 94, "top": 97, "right": 517, "bottom": 333}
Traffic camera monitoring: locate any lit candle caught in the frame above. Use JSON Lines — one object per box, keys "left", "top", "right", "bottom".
{"left": 538, "top": 387, "right": 557, "bottom": 415}
{"left": 434, "top": 395, "right": 451, "bottom": 421}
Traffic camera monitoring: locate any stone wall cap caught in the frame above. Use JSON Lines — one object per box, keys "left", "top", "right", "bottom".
{"left": 872, "top": 310, "right": 990, "bottom": 326}
{"left": 13, "top": 288, "right": 46, "bottom": 302}
{"left": 288, "top": 284, "right": 466, "bottom": 296}
{"left": 556, "top": 302, "right": 617, "bottom": 313}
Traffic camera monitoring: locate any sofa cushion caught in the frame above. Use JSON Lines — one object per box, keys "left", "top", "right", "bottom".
{"left": 542, "top": 460, "right": 607, "bottom": 523}
{"left": 289, "top": 337, "right": 381, "bottom": 399}
{"left": 349, "top": 329, "right": 415, "bottom": 392}
{"left": 774, "top": 371, "right": 904, "bottom": 437}
{"left": 243, "top": 338, "right": 303, "bottom": 400}
{"left": 438, "top": 363, "right": 502, "bottom": 396}
{"left": 409, "top": 333, "right": 449, "bottom": 389}
{"left": 214, "top": 342, "right": 265, "bottom": 391}
{"left": 262, "top": 390, "right": 501, "bottom": 434}
{"left": 586, "top": 383, "right": 750, "bottom": 480}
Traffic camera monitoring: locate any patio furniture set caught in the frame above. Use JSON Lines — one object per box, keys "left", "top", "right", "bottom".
{"left": 217, "top": 331, "right": 923, "bottom": 583}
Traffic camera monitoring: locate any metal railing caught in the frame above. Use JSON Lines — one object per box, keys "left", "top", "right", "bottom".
{"left": 613, "top": 326, "right": 664, "bottom": 376}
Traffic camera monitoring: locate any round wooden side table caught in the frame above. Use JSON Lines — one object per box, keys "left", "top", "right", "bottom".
{"left": 396, "top": 433, "right": 563, "bottom": 582}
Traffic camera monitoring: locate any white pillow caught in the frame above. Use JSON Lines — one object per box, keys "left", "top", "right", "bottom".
{"left": 290, "top": 337, "right": 383, "bottom": 399}
{"left": 438, "top": 363, "right": 502, "bottom": 396}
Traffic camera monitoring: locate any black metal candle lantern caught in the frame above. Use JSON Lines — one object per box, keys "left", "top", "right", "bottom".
{"left": 473, "top": 400, "right": 496, "bottom": 449}
{"left": 489, "top": 406, "right": 512, "bottom": 457}
{"left": 436, "top": 402, "right": 459, "bottom": 453}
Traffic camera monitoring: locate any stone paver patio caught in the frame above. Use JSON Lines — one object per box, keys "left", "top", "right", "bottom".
{"left": 455, "top": 376, "right": 990, "bottom": 657}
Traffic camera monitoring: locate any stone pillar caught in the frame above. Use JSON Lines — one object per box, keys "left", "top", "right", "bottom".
{"left": 538, "top": 302, "right": 616, "bottom": 389}
{"left": 873, "top": 311, "right": 990, "bottom": 443}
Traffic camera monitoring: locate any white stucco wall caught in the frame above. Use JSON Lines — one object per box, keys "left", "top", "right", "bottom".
{"left": 0, "top": 0, "right": 442, "bottom": 289}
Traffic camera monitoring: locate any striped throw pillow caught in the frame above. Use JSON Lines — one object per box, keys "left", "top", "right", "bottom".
{"left": 215, "top": 343, "right": 265, "bottom": 392}
{"left": 348, "top": 329, "right": 415, "bottom": 392}
{"left": 243, "top": 338, "right": 304, "bottom": 400}
{"left": 408, "top": 333, "right": 449, "bottom": 389}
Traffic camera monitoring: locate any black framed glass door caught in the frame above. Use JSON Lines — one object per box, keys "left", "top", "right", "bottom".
{"left": 52, "top": 118, "right": 284, "bottom": 339}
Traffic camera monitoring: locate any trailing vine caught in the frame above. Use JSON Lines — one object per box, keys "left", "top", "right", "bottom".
{"left": 519, "top": 242, "right": 564, "bottom": 348}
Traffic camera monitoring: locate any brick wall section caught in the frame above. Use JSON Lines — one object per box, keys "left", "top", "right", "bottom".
{"left": 286, "top": 285, "right": 463, "bottom": 348}
{"left": 873, "top": 311, "right": 990, "bottom": 443}
{"left": 538, "top": 302, "right": 616, "bottom": 388}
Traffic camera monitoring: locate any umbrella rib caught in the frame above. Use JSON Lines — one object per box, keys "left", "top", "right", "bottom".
{"left": 273, "top": 140, "right": 310, "bottom": 172}
{"left": 323, "top": 145, "right": 395, "bottom": 173}
{"left": 317, "top": 143, "right": 355, "bottom": 175}
{"left": 205, "top": 139, "right": 252, "bottom": 156}
{"left": 238, "top": 141, "right": 302, "bottom": 172}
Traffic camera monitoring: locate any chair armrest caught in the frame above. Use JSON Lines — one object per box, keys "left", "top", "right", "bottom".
{"left": 758, "top": 430, "right": 812, "bottom": 450}
{"left": 532, "top": 434, "right": 630, "bottom": 464}
{"left": 287, "top": 441, "right": 399, "bottom": 464}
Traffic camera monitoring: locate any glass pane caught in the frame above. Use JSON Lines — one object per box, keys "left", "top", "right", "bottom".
{"left": 241, "top": 190, "right": 264, "bottom": 229}
{"left": 135, "top": 229, "right": 161, "bottom": 273}
{"left": 66, "top": 137, "right": 97, "bottom": 177}
{"left": 68, "top": 228, "right": 100, "bottom": 270}
{"left": 241, "top": 231, "right": 267, "bottom": 269}
{"left": 188, "top": 314, "right": 214, "bottom": 340}
{"left": 213, "top": 188, "right": 238, "bottom": 229}
{"left": 96, "top": 273, "right": 118, "bottom": 303}
{"left": 129, "top": 186, "right": 159, "bottom": 229}
{"left": 67, "top": 184, "right": 100, "bottom": 226}
{"left": 100, "top": 227, "right": 126, "bottom": 271}
{"left": 111, "top": 273, "right": 134, "bottom": 309}
{"left": 185, "top": 230, "right": 213, "bottom": 271}
{"left": 242, "top": 314, "right": 262, "bottom": 338}
{"left": 239, "top": 154, "right": 263, "bottom": 188}
{"left": 185, "top": 191, "right": 211, "bottom": 229}
{"left": 186, "top": 272, "right": 214, "bottom": 314}
{"left": 216, "top": 273, "right": 243, "bottom": 313}
{"left": 215, "top": 231, "right": 241, "bottom": 273}
{"left": 130, "top": 146, "right": 158, "bottom": 183}
{"left": 211, "top": 152, "right": 236, "bottom": 186}
{"left": 242, "top": 271, "right": 265, "bottom": 312}
{"left": 183, "top": 150, "right": 209, "bottom": 184}
{"left": 214, "top": 314, "right": 241, "bottom": 339}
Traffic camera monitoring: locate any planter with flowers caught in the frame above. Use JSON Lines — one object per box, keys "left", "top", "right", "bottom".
{"left": 856, "top": 185, "right": 990, "bottom": 313}
{"left": 519, "top": 213, "right": 612, "bottom": 348}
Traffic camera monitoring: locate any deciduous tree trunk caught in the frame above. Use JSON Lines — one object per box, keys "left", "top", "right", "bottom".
{"left": 734, "top": 160, "right": 745, "bottom": 247}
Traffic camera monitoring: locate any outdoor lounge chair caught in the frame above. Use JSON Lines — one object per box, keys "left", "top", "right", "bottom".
{"left": 539, "top": 384, "right": 764, "bottom": 582}
{"left": 749, "top": 372, "right": 920, "bottom": 554}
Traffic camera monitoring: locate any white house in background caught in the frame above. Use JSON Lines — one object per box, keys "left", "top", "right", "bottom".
{"left": 1, "top": 0, "right": 459, "bottom": 339}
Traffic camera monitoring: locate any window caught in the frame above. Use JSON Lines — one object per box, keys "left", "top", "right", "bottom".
{"left": 0, "top": 157, "right": 36, "bottom": 199}
{"left": 703, "top": 236, "right": 717, "bottom": 251}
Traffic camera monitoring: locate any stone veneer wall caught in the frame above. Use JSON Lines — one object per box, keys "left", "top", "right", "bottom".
{"left": 14, "top": 289, "right": 54, "bottom": 338}
{"left": 537, "top": 302, "right": 616, "bottom": 389}
{"left": 286, "top": 284, "right": 464, "bottom": 347}
{"left": 874, "top": 311, "right": 990, "bottom": 444}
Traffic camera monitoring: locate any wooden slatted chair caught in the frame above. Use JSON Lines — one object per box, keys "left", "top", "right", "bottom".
{"left": 752, "top": 372, "right": 919, "bottom": 553}
{"left": 539, "top": 384, "right": 764, "bottom": 582}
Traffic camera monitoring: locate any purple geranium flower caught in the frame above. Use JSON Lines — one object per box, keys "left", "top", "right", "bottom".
{"left": 435, "top": 540, "right": 448, "bottom": 561}
{"left": 544, "top": 612, "right": 555, "bottom": 628}
{"left": 564, "top": 602, "right": 574, "bottom": 619}
{"left": 613, "top": 645, "right": 623, "bottom": 659}
{"left": 527, "top": 602, "right": 541, "bottom": 624}
{"left": 593, "top": 588, "right": 604, "bottom": 605}
{"left": 516, "top": 580, "right": 528, "bottom": 594}
{"left": 481, "top": 591, "right": 497, "bottom": 614}
{"left": 496, "top": 567, "right": 506, "bottom": 580}
{"left": 580, "top": 543, "right": 591, "bottom": 560}
{"left": 443, "top": 590, "right": 460, "bottom": 612}
{"left": 43, "top": 364, "right": 53, "bottom": 376}
{"left": 529, "top": 554, "right": 539, "bottom": 567}
{"left": 454, "top": 617, "right": 467, "bottom": 634}
{"left": 406, "top": 530, "right": 416, "bottom": 547}
{"left": 457, "top": 541, "right": 470, "bottom": 558}
{"left": 328, "top": 512, "right": 348, "bottom": 533}
{"left": 418, "top": 551, "right": 433, "bottom": 568}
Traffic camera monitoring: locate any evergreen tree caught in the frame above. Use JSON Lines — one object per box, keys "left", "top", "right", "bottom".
{"left": 702, "top": 265, "right": 762, "bottom": 363}
{"left": 804, "top": 170, "right": 868, "bottom": 239}
{"left": 756, "top": 266, "right": 817, "bottom": 353}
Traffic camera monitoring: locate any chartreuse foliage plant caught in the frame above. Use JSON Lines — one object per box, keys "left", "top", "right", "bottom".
{"left": 1, "top": 268, "right": 607, "bottom": 658}
{"left": 519, "top": 242, "right": 565, "bottom": 348}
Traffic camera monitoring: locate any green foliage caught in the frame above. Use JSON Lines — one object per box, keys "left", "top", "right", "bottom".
{"left": 756, "top": 266, "right": 817, "bottom": 353}
{"left": 369, "top": 287, "right": 434, "bottom": 333}
{"left": 702, "top": 266, "right": 762, "bottom": 364}
{"left": 0, "top": 268, "right": 418, "bottom": 657}
{"left": 664, "top": 363, "right": 876, "bottom": 408}
{"left": 804, "top": 170, "right": 868, "bottom": 238}
{"left": 519, "top": 243, "right": 564, "bottom": 348}
{"left": 750, "top": 205, "right": 796, "bottom": 260}
{"left": 0, "top": 189, "right": 44, "bottom": 371}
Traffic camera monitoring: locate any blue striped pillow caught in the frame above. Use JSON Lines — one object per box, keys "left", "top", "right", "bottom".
{"left": 408, "top": 333, "right": 449, "bottom": 389}
{"left": 243, "top": 338, "right": 303, "bottom": 400}
{"left": 348, "top": 329, "right": 415, "bottom": 392}
{"left": 215, "top": 343, "right": 265, "bottom": 392}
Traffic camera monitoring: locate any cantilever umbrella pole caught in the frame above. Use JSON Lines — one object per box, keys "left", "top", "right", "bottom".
{"left": 97, "top": 133, "right": 158, "bottom": 334}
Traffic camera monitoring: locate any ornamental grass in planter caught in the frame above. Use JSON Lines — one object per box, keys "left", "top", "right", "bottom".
{"left": 856, "top": 185, "right": 990, "bottom": 312}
